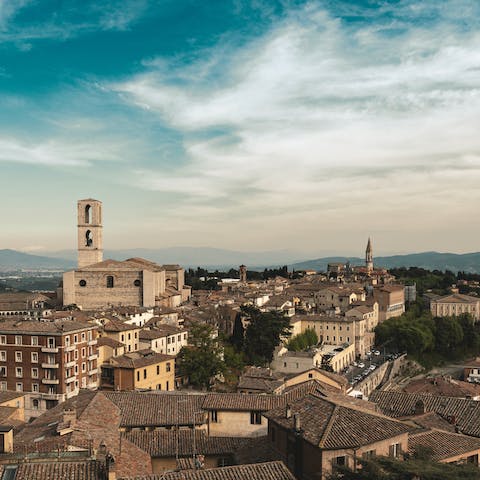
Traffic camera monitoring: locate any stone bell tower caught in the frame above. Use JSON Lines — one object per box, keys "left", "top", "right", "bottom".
{"left": 77, "top": 199, "right": 103, "bottom": 268}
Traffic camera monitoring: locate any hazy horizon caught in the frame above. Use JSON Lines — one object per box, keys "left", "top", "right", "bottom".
{"left": 2, "top": 1, "right": 480, "bottom": 253}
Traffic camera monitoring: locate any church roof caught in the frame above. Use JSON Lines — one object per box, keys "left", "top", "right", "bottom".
{"left": 77, "top": 258, "right": 165, "bottom": 272}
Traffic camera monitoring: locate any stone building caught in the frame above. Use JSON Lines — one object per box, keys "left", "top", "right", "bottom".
{"left": 62, "top": 199, "right": 190, "bottom": 310}
{"left": 430, "top": 293, "right": 480, "bottom": 321}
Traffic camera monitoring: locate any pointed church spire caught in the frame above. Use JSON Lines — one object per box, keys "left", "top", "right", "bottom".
{"left": 365, "top": 237, "right": 373, "bottom": 273}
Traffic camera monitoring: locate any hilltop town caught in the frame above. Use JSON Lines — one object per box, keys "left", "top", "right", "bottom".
{"left": 0, "top": 199, "right": 479, "bottom": 480}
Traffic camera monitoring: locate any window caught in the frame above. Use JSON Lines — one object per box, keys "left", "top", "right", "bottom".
{"left": 362, "top": 450, "right": 376, "bottom": 460}
{"left": 15, "top": 352, "right": 22, "bottom": 362}
{"left": 107, "top": 276, "right": 114, "bottom": 288}
{"left": 74, "top": 365, "right": 78, "bottom": 374}
{"left": 16, "top": 367, "right": 22, "bottom": 378}
{"left": 211, "top": 410, "right": 218, "bottom": 423}
{"left": 156, "top": 365, "right": 160, "bottom": 375}
{"left": 33, "top": 399, "right": 39, "bottom": 409}
{"left": 81, "top": 363, "right": 86, "bottom": 373}
{"left": 31, "top": 368, "right": 38, "bottom": 378}
{"left": 136, "top": 371, "right": 140, "bottom": 382}
{"left": 81, "top": 333, "right": 85, "bottom": 342}
{"left": 65, "top": 336, "right": 70, "bottom": 347}
{"left": 128, "top": 333, "right": 131, "bottom": 340}
{"left": 79, "top": 279, "right": 87, "bottom": 287}
{"left": 31, "top": 352, "right": 38, "bottom": 363}
{"left": 16, "top": 383, "right": 23, "bottom": 392}
{"left": 15, "top": 336, "right": 22, "bottom": 345}
{"left": 250, "top": 411, "right": 262, "bottom": 425}
{"left": 74, "top": 350, "right": 79, "bottom": 360}
{"left": 31, "top": 336, "right": 38, "bottom": 346}
{"left": 81, "top": 348, "right": 86, "bottom": 358}
{"left": 0, "top": 367, "right": 7, "bottom": 376}
{"left": 74, "top": 335, "right": 78, "bottom": 344}
{"left": 47, "top": 337, "right": 55, "bottom": 348}
{"left": 134, "top": 279, "right": 141, "bottom": 287}
{"left": 143, "top": 369, "right": 147, "bottom": 379}
{"left": 166, "top": 363, "right": 171, "bottom": 372}
{"left": 333, "top": 456, "right": 346, "bottom": 467}
{"left": 389, "top": 443, "right": 401, "bottom": 458}
{"left": 0, "top": 351, "right": 6, "bottom": 362}
{"left": 0, "top": 382, "right": 7, "bottom": 391}
{"left": 121, "top": 334, "right": 125, "bottom": 342}
{"left": 32, "top": 383, "right": 39, "bottom": 393}
{"left": 0, "top": 336, "right": 5, "bottom": 345}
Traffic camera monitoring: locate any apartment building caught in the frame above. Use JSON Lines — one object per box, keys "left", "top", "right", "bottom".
{"left": 373, "top": 285, "right": 405, "bottom": 322}
{"left": 0, "top": 319, "right": 98, "bottom": 414}
{"left": 138, "top": 325, "right": 188, "bottom": 355}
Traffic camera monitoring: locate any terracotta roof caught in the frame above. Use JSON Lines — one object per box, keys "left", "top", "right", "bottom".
{"left": 431, "top": 293, "right": 479, "bottom": 304}
{"left": 370, "top": 391, "right": 480, "bottom": 437}
{"left": 203, "top": 380, "right": 326, "bottom": 412}
{"left": 405, "top": 412, "right": 457, "bottom": 433}
{"left": 104, "top": 392, "right": 207, "bottom": 427}
{"left": 139, "top": 325, "right": 184, "bottom": 340}
{"left": 124, "top": 429, "right": 246, "bottom": 457}
{"left": 97, "top": 336, "right": 124, "bottom": 348}
{"left": 409, "top": 429, "right": 480, "bottom": 461}
{"left": 0, "top": 459, "right": 106, "bottom": 480}
{"left": 0, "top": 390, "right": 26, "bottom": 404}
{"left": 102, "top": 317, "right": 139, "bottom": 332}
{"left": 265, "top": 393, "right": 411, "bottom": 449}
{"left": 0, "top": 319, "right": 96, "bottom": 335}
{"left": 119, "top": 461, "right": 295, "bottom": 480}
{"left": 403, "top": 376, "right": 480, "bottom": 398}
{"left": 109, "top": 350, "right": 174, "bottom": 369}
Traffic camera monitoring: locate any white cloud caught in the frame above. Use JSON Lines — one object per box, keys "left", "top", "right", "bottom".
{"left": 0, "top": 137, "right": 119, "bottom": 167}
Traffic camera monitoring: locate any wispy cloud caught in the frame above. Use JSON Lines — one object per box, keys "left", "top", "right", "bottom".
{"left": 0, "top": 0, "right": 149, "bottom": 46}
{"left": 112, "top": 0, "right": 480, "bottom": 218}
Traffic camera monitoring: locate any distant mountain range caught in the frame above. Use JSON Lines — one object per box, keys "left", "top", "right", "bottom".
{"left": 0, "top": 249, "right": 74, "bottom": 271}
{"left": 290, "top": 252, "right": 480, "bottom": 273}
{"left": 2, "top": 248, "right": 480, "bottom": 273}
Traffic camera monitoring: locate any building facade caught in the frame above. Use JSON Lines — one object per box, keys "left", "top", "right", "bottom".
{"left": 0, "top": 319, "right": 98, "bottom": 414}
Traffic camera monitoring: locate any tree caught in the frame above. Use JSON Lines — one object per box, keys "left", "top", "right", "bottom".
{"left": 177, "top": 323, "right": 225, "bottom": 389}
{"left": 287, "top": 328, "right": 318, "bottom": 351}
{"left": 242, "top": 306, "right": 292, "bottom": 365}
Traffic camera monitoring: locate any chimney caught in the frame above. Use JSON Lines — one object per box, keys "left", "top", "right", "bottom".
{"left": 63, "top": 408, "right": 76, "bottom": 426}
{"left": 294, "top": 413, "right": 301, "bottom": 432}
{"left": 286, "top": 404, "right": 292, "bottom": 419}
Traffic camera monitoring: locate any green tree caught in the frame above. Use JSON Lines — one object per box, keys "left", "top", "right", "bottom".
{"left": 434, "top": 316, "right": 464, "bottom": 356}
{"left": 177, "top": 323, "right": 225, "bottom": 389}
{"left": 242, "top": 306, "right": 292, "bottom": 365}
{"left": 287, "top": 328, "right": 318, "bottom": 351}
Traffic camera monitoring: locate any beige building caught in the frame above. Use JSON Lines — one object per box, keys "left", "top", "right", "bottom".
{"left": 314, "top": 286, "right": 365, "bottom": 313}
{"left": 139, "top": 326, "right": 188, "bottom": 355}
{"left": 101, "top": 349, "right": 175, "bottom": 391}
{"left": 373, "top": 285, "right": 405, "bottom": 322}
{"left": 62, "top": 199, "right": 190, "bottom": 310}
{"left": 264, "top": 393, "right": 411, "bottom": 479}
{"left": 99, "top": 317, "right": 141, "bottom": 353}
{"left": 430, "top": 293, "right": 480, "bottom": 321}
{"left": 271, "top": 344, "right": 355, "bottom": 374}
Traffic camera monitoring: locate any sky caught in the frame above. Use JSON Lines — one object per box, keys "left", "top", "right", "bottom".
{"left": 1, "top": 0, "right": 480, "bottom": 257}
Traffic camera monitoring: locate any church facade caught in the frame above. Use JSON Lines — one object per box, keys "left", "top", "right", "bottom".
{"left": 62, "top": 199, "right": 189, "bottom": 310}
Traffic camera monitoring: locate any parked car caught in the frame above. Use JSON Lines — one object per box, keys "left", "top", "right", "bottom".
{"left": 373, "top": 350, "right": 381, "bottom": 356}
{"left": 357, "top": 362, "right": 365, "bottom": 368}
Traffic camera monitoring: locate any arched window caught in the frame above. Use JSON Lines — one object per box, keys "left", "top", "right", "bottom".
{"left": 85, "top": 205, "right": 91, "bottom": 224}
{"left": 85, "top": 230, "right": 93, "bottom": 247}
{"left": 107, "top": 276, "right": 114, "bottom": 288}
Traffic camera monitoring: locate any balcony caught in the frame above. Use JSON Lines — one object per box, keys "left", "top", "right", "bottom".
{"left": 88, "top": 368, "right": 98, "bottom": 376}
{"left": 65, "top": 360, "right": 76, "bottom": 369}
{"left": 88, "top": 354, "right": 97, "bottom": 361}
{"left": 65, "top": 345, "right": 76, "bottom": 352}
{"left": 41, "top": 363, "right": 59, "bottom": 369}
{"left": 40, "top": 393, "right": 64, "bottom": 401}
{"left": 88, "top": 339, "right": 97, "bottom": 346}
{"left": 42, "top": 378, "right": 60, "bottom": 385}
{"left": 66, "top": 388, "right": 79, "bottom": 399}
{"left": 65, "top": 376, "right": 76, "bottom": 384}
{"left": 41, "top": 346, "right": 59, "bottom": 353}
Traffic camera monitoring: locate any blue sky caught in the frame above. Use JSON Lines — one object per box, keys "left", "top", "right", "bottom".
{"left": 1, "top": 0, "right": 480, "bottom": 256}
